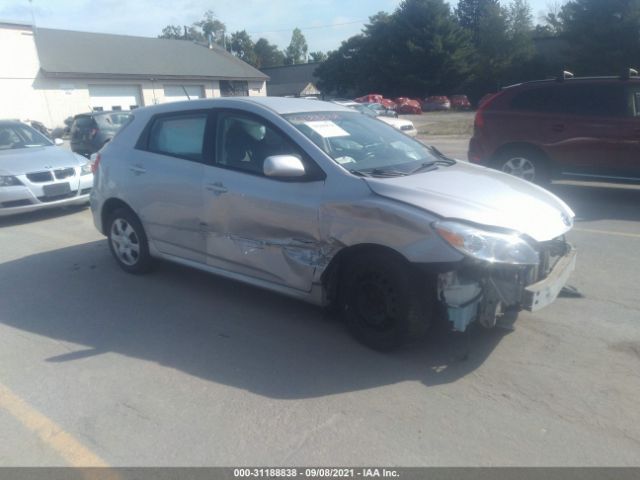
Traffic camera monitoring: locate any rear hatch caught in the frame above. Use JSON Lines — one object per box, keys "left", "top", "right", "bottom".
{"left": 70, "top": 115, "right": 98, "bottom": 150}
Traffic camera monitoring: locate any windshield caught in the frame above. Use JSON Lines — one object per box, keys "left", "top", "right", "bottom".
{"left": 0, "top": 123, "right": 53, "bottom": 150}
{"left": 284, "top": 111, "right": 440, "bottom": 175}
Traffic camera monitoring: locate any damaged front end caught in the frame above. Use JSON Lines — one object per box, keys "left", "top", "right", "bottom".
{"left": 437, "top": 234, "right": 576, "bottom": 332}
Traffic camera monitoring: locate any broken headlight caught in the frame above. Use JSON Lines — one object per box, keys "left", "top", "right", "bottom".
{"left": 0, "top": 175, "right": 23, "bottom": 187}
{"left": 434, "top": 220, "right": 539, "bottom": 265}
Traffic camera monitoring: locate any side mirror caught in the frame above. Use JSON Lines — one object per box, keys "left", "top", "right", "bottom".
{"left": 263, "top": 155, "right": 306, "bottom": 178}
{"left": 54, "top": 138, "right": 64, "bottom": 146}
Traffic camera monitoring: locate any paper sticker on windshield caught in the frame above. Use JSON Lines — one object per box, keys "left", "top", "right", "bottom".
{"left": 305, "top": 121, "right": 349, "bottom": 138}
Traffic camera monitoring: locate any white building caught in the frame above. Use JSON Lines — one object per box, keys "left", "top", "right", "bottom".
{"left": 0, "top": 22, "right": 268, "bottom": 128}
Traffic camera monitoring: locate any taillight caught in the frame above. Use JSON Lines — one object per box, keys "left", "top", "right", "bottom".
{"left": 474, "top": 92, "right": 501, "bottom": 131}
{"left": 91, "top": 153, "right": 101, "bottom": 174}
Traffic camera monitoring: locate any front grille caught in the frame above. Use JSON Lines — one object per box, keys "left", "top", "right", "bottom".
{"left": 37, "top": 191, "right": 78, "bottom": 203}
{"left": 54, "top": 168, "right": 75, "bottom": 180}
{"left": 401, "top": 125, "right": 413, "bottom": 131}
{"left": 27, "top": 171, "right": 54, "bottom": 183}
{"left": 1, "top": 199, "right": 32, "bottom": 208}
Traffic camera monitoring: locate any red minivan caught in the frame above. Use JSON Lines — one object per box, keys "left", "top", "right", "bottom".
{"left": 468, "top": 76, "right": 640, "bottom": 184}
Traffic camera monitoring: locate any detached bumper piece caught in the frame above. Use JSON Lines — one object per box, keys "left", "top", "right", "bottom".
{"left": 523, "top": 247, "right": 577, "bottom": 312}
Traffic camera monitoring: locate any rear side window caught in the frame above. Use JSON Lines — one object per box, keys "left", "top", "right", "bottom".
{"left": 147, "top": 113, "right": 208, "bottom": 162}
{"left": 74, "top": 116, "right": 96, "bottom": 128}
{"left": 511, "top": 83, "right": 627, "bottom": 117}
{"left": 510, "top": 86, "right": 561, "bottom": 113}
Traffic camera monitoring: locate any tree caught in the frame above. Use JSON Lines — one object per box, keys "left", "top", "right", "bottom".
{"left": 455, "top": 0, "right": 500, "bottom": 44}
{"left": 560, "top": 0, "right": 640, "bottom": 75}
{"left": 254, "top": 38, "right": 286, "bottom": 68}
{"left": 285, "top": 28, "right": 309, "bottom": 64}
{"left": 506, "top": 0, "right": 534, "bottom": 64}
{"left": 316, "top": 0, "right": 474, "bottom": 97}
{"left": 309, "top": 51, "right": 328, "bottom": 63}
{"left": 230, "top": 30, "right": 257, "bottom": 66}
{"left": 158, "top": 10, "right": 227, "bottom": 47}
{"left": 535, "top": 1, "right": 565, "bottom": 36}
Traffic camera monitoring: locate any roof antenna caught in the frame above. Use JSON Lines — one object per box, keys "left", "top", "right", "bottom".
{"left": 556, "top": 70, "right": 574, "bottom": 82}
{"left": 181, "top": 85, "right": 191, "bottom": 100}
{"left": 620, "top": 67, "right": 638, "bottom": 80}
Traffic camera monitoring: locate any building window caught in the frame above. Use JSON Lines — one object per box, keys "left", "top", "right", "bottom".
{"left": 112, "top": 106, "right": 122, "bottom": 111}
{"left": 92, "top": 106, "right": 104, "bottom": 112}
{"left": 130, "top": 105, "right": 139, "bottom": 110}
{"left": 220, "top": 80, "right": 249, "bottom": 97}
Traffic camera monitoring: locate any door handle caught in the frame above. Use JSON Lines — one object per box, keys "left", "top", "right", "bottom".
{"left": 129, "top": 165, "right": 146, "bottom": 175}
{"left": 551, "top": 124, "right": 565, "bottom": 133}
{"left": 206, "top": 182, "right": 228, "bottom": 194}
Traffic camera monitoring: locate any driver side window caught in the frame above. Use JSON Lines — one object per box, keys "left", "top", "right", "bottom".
{"left": 215, "top": 113, "right": 302, "bottom": 176}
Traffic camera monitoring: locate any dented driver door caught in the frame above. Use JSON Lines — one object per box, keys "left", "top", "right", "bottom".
{"left": 201, "top": 110, "right": 325, "bottom": 292}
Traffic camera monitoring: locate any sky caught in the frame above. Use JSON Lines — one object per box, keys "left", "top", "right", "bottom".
{"left": 1, "top": 0, "right": 555, "bottom": 53}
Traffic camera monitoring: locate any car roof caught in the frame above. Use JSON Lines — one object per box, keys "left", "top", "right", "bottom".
{"left": 503, "top": 76, "right": 640, "bottom": 90}
{"left": 74, "top": 111, "right": 132, "bottom": 117}
{"left": 0, "top": 119, "right": 23, "bottom": 126}
{"left": 134, "top": 97, "right": 353, "bottom": 117}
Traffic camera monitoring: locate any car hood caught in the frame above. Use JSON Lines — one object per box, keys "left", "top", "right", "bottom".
{"left": 364, "top": 161, "right": 575, "bottom": 242}
{"left": 378, "top": 117, "right": 414, "bottom": 128}
{"left": 0, "top": 146, "right": 86, "bottom": 175}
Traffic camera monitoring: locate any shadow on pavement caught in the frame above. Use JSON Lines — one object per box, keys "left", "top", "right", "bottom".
{"left": 550, "top": 182, "right": 640, "bottom": 223}
{"left": 0, "top": 240, "right": 508, "bottom": 399}
{"left": 0, "top": 204, "right": 89, "bottom": 228}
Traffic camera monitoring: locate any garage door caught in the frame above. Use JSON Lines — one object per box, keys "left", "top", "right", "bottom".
{"left": 163, "top": 85, "right": 205, "bottom": 102}
{"left": 89, "top": 85, "right": 142, "bottom": 111}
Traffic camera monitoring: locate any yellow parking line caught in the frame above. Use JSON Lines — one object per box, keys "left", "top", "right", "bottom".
{"left": 0, "top": 382, "right": 108, "bottom": 467}
{"left": 573, "top": 227, "right": 640, "bottom": 239}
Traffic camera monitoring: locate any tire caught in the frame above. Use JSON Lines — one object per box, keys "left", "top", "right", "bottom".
{"left": 493, "top": 148, "right": 550, "bottom": 185}
{"left": 340, "top": 252, "right": 432, "bottom": 351}
{"left": 106, "top": 208, "right": 153, "bottom": 274}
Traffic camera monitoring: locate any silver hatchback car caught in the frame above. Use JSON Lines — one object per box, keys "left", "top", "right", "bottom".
{"left": 91, "top": 97, "right": 576, "bottom": 350}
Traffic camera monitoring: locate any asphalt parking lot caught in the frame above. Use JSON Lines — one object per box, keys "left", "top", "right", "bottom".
{"left": 1, "top": 123, "right": 639, "bottom": 466}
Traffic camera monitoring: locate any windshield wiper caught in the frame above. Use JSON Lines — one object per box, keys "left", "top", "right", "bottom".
{"left": 427, "top": 146, "right": 456, "bottom": 165}
{"left": 406, "top": 162, "right": 438, "bottom": 175}
{"left": 367, "top": 168, "right": 409, "bottom": 177}
{"left": 348, "top": 169, "right": 370, "bottom": 177}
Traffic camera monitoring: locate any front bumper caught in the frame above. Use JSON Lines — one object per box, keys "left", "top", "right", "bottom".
{"left": 439, "top": 242, "right": 577, "bottom": 331}
{"left": 523, "top": 246, "right": 577, "bottom": 311}
{"left": 0, "top": 172, "right": 93, "bottom": 217}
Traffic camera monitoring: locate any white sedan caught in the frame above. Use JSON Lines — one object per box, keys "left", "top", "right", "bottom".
{"left": 0, "top": 120, "right": 94, "bottom": 217}
{"left": 332, "top": 101, "right": 418, "bottom": 137}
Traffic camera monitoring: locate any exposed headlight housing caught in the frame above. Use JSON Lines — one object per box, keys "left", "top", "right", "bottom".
{"left": 0, "top": 175, "right": 23, "bottom": 187}
{"left": 434, "top": 220, "right": 539, "bottom": 265}
{"left": 80, "top": 161, "right": 93, "bottom": 175}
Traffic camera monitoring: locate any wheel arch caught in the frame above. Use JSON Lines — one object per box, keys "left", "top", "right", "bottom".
{"left": 320, "top": 243, "right": 413, "bottom": 308}
{"left": 100, "top": 197, "right": 137, "bottom": 233}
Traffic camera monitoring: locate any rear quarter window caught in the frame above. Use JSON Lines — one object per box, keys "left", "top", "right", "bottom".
{"left": 147, "top": 113, "right": 208, "bottom": 162}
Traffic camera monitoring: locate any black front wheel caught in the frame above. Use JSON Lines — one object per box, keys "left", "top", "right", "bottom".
{"left": 340, "top": 252, "right": 431, "bottom": 351}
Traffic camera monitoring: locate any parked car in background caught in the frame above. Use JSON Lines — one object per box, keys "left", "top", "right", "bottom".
{"left": 332, "top": 100, "right": 417, "bottom": 136}
{"left": 354, "top": 94, "right": 397, "bottom": 111}
{"left": 450, "top": 95, "right": 472, "bottom": 110}
{"left": 363, "top": 102, "right": 398, "bottom": 117}
{"left": 468, "top": 75, "right": 640, "bottom": 184}
{"left": 92, "top": 97, "right": 576, "bottom": 350}
{"left": 70, "top": 111, "right": 132, "bottom": 157}
{"left": 423, "top": 96, "right": 451, "bottom": 111}
{"left": 0, "top": 120, "right": 93, "bottom": 216}
{"left": 394, "top": 98, "right": 423, "bottom": 114}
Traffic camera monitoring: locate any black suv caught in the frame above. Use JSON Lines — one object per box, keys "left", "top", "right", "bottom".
{"left": 70, "top": 111, "right": 132, "bottom": 157}
{"left": 468, "top": 73, "right": 640, "bottom": 184}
